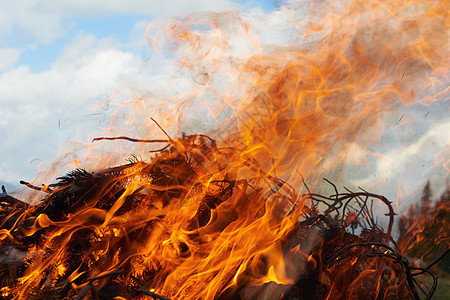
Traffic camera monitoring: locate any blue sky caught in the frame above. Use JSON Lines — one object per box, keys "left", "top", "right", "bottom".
{"left": 8, "top": 15, "right": 141, "bottom": 72}
{"left": 0, "top": 0, "right": 448, "bottom": 207}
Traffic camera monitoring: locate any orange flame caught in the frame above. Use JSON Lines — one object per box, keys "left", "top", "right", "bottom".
{"left": 1, "top": 0, "right": 448, "bottom": 299}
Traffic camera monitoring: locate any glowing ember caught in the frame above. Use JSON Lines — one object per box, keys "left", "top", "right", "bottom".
{"left": 0, "top": 0, "right": 448, "bottom": 299}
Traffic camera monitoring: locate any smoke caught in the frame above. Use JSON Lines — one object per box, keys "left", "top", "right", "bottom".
{"left": 13, "top": 0, "right": 448, "bottom": 205}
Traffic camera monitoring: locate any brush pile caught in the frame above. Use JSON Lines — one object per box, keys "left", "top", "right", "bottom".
{"left": 0, "top": 135, "right": 441, "bottom": 299}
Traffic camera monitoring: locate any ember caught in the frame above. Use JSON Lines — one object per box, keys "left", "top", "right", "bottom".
{"left": 1, "top": 0, "right": 448, "bottom": 299}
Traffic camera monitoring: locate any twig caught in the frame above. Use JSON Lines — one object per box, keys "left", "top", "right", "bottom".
{"left": 0, "top": 192, "right": 30, "bottom": 209}
{"left": 74, "top": 270, "right": 123, "bottom": 300}
{"left": 297, "top": 171, "right": 311, "bottom": 194}
{"left": 323, "top": 178, "right": 339, "bottom": 199}
{"left": 413, "top": 248, "right": 450, "bottom": 274}
{"left": 148, "top": 144, "right": 171, "bottom": 153}
{"left": 306, "top": 190, "right": 396, "bottom": 237}
{"left": 92, "top": 136, "right": 169, "bottom": 143}
{"left": 136, "top": 287, "right": 171, "bottom": 300}
{"left": 19, "top": 180, "right": 52, "bottom": 193}
{"left": 410, "top": 267, "right": 438, "bottom": 300}
{"left": 325, "top": 242, "right": 422, "bottom": 300}
{"left": 151, "top": 118, "right": 174, "bottom": 143}
{"left": 325, "top": 242, "right": 395, "bottom": 267}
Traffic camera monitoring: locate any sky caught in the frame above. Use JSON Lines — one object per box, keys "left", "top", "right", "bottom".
{"left": 0, "top": 0, "right": 448, "bottom": 209}
{"left": 0, "top": 0, "right": 269, "bottom": 186}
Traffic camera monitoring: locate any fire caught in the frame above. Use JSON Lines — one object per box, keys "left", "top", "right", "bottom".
{"left": 0, "top": 0, "right": 448, "bottom": 299}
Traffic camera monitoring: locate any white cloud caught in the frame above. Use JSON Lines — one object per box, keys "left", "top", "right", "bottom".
{"left": 40, "top": 0, "right": 238, "bottom": 16}
{"left": 346, "top": 120, "right": 450, "bottom": 203}
{"left": 0, "top": 0, "right": 63, "bottom": 45}
{"left": 0, "top": 48, "right": 22, "bottom": 71}
{"left": 0, "top": 33, "right": 142, "bottom": 186}
{"left": 0, "top": 20, "right": 226, "bottom": 188}
{"left": 0, "top": 0, "right": 239, "bottom": 46}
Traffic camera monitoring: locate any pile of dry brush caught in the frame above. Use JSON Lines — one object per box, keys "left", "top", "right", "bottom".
{"left": 0, "top": 134, "right": 444, "bottom": 299}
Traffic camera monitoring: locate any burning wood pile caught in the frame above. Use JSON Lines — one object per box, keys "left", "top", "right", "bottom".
{"left": 0, "top": 133, "right": 444, "bottom": 299}
{"left": 1, "top": 0, "right": 448, "bottom": 298}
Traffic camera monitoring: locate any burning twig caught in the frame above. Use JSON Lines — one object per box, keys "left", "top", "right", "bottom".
{"left": 136, "top": 288, "right": 171, "bottom": 300}
{"left": 305, "top": 187, "right": 396, "bottom": 237}
{"left": 19, "top": 180, "right": 53, "bottom": 193}
{"left": 0, "top": 135, "right": 446, "bottom": 299}
{"left": 74, "top": 270, "right": 123, "bottom": 300}
{"left": 325, "top": 242, "right": 421, "bottom": 299}
{"left": 0, "top": 187, "right": 29, "bottom": 210}
{"left": 92, "top": 136, "right": 169, "bottom": 144}
{"left": 150, "top": 117, "right": 174, "bottom": 143}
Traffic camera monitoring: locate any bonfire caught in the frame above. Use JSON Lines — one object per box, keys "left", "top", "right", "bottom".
{"left": 1, "top": 0, "right": 448, "bottom": 299}
{"left": 0, "top": 131, "right": 446, "bottom": 299}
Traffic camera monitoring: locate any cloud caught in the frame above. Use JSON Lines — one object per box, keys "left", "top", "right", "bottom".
{"left": 0, "top": 0, "right": 239, "bottom": 46}
{"left": 0, "top": 48, "right": 22, "bottom": 71}
{"left": 0, "top": 0, "right": 63, "bottom": 45}
{"left": 0, "top": 21, "right": 220, "bottom": 188}
{"left": 0, "top": 33, "right": 142, "bottom": 186}
{"left": 345, "top": 119, "right": 449, "bottom": 203}
{"left": 41, "top": 0, "right": 238, "bottom": 16}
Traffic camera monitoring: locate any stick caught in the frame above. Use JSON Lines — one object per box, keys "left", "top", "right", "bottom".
{"left": 92, "top": 136, "right": 169, "bottom": 143}
{"left": 137, "top": 288, "right": 172, "bottom": 300}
